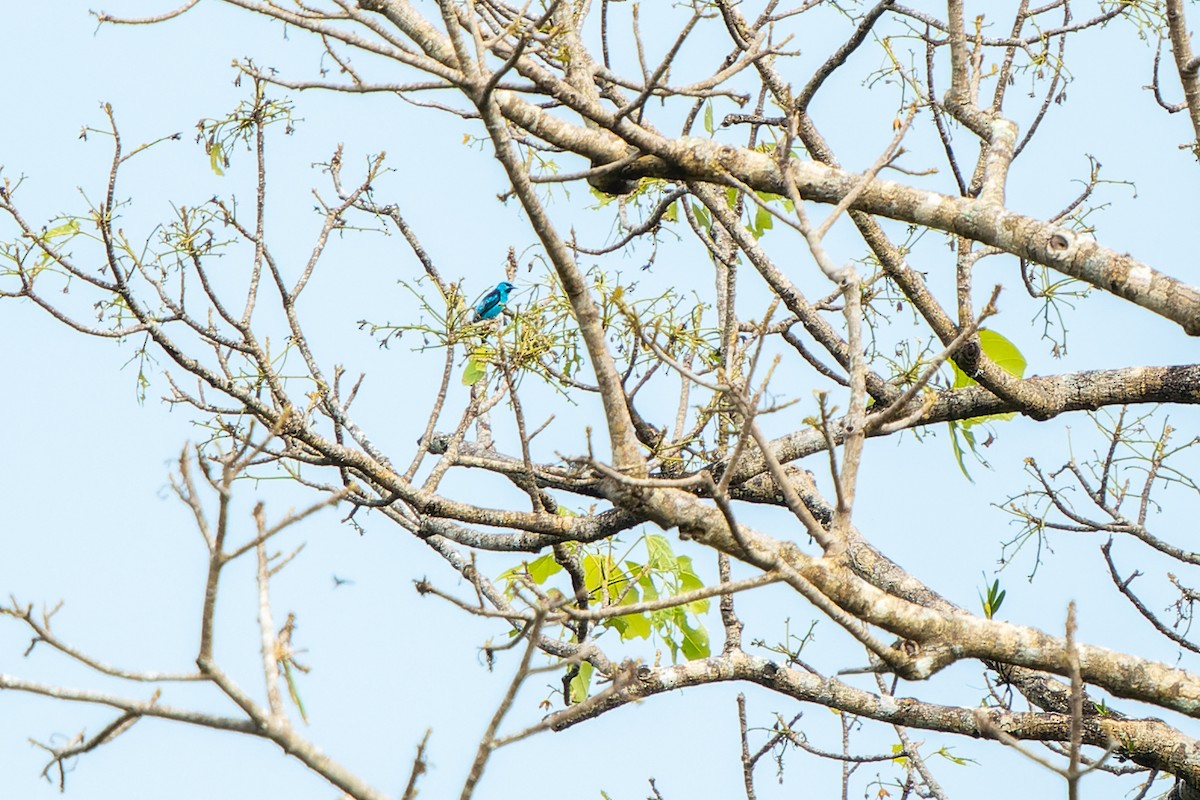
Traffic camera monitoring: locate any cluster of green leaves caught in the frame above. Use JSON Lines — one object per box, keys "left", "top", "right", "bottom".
{"left": 498, "top": 533, "right": 711, "bottom": 700}
{"left": 978, "top": 575, "right": 1007, "bottom": 620}
{"left": 460, "top": 279, "right": 588, "bottom": 389}
{"left": 376, "top": 267, "right": 722, "bottom": 397}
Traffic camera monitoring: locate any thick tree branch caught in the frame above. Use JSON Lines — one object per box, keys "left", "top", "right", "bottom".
{"left": 1166, "top": 0, "right": 1200, "bottom": 157}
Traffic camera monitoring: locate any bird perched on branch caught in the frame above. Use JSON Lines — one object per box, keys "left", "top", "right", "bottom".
{"left": 472, "top": 281, "right": 516, "bottom": 321}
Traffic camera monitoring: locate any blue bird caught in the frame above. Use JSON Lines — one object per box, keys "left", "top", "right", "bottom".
{"left": 472, "top": 281, "right": 515, "bottom": 322}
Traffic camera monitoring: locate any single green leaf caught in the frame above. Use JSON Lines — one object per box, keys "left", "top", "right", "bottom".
{"left": 281, "top": 659, "right": 308, "bottom": 724}
{"left": 589, "top": 186, "right": 617, "bottom": 206}
{"left": 951, "top": 329, "right": 1025, "bottom": 387}
{"left": 677, "top": 555, "right": 703, "bottom": 591}
{"left": 949, "top": 329, "right": 1026, "bottom": 436}
{"left": 43, "top": 219, "right": 79, "bottom": 240}
{"left": 960, "top": 425, "right": 977, "bottom": 457}
{"left": 703, "top": 102, "right": 714, "bottom": 135}
{"left": 461, "top": 356, "right": 486, "bottom": 386}
{"left": 645, "top": 534, "right": 674, "bottom": 570}
{"left": 569, "top": 659, "right": 594, "bottom": 703}
{"left": 679, "top": 615, "right": 710, "bottom": 660}
{"left": 960, "top": 412, "right": 1014, "bottom": 430}
{"left": 583, "top": 553, "right": 629, "bottom": 601}
{"left": 581, "top": 553, "right": 603, "bottom": 594}
{"left": 208, "top": 142, "right": 225, "bottom": 176}
{"left": 947, "top": 420, "right": 974, "bottom": 482}
{"left": 751, "top": 205, "right": 773, "bottom": 239}
{"left": 526, "top": 553, "right": 563, "bottom": 584}
{"left": 610, "top": 611, "right": 652, "bottom": 640}
{"left": 982, "top": 329, "right": 1026, "bottom": 377}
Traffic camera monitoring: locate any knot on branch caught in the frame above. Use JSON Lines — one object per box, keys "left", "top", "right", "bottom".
{"left": 1043, "top": 228, "right": 1077, "bottom": 263}
{"left": 952, "top": 337, "right": 982, "bottom": 377}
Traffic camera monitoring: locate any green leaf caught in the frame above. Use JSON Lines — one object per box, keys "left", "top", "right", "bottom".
{"left": 33, "top": 219, "right": 81, "bottom": 272}
{"left": 663, "top": 201, "right": 678, "bottom": 223}
{"left": 632, "top": 562, "right": 659, "bottom": 600}
{"left": 461, "top": 356, "right": 486, "bottom": 385}
{"left": 703, "top": 102, "right": 714, "bottom": 135}
{"left": 43, "top": 219, "right": 80, "bottom": 240}
{"left": 679, "top": 570, "right": 708, "bottom": 612}
{"left": 754, "top": 190, "right": 792, "bottom": 211}
{"left": 679, "top": 614, "right": 710, "bottom": 660}
{"left": 677, "top": 555, "right": 705, "bottom": 593}
{"left": 692, "top": 203, "right": 711, "bottom": 235}
{"left": 527, "top": 553, "right": 563, "bottom": 584}
{"left": 933, "top": 746, "right": 975, "bottom": 765}
{"left": 208, "top": 142, "right": 225, "bottom": 176}
{"left": 569, "top": 659, "right": 594, "bottom": 703}
{"left": 947, "top": 420, "right": 974, "bottom": 481}
{"left": 583, "top": 553, "right": 629, "bottom": 602}
{"left": 281, "top": 659, "right": 308, "bottom": 724}
{"left": 610, "top": 611, "right": 652, "bottom": 640}
{"left": 979, "top": 576, "right": 1006, "bottom": 619}
{"left": 589, "top": 186, "right": 617, "bottom": 207}
{"left": 645, "top": 534, "right": 674, "bottom": 570}
{"left": 751, "top": 205, "right": 773, "bottom": 239}
{"left": 951, "top": 329, "right": 1026, "bottom": 387}
{"left": 946, "top": 330, "right": 1027, "bottom": 476}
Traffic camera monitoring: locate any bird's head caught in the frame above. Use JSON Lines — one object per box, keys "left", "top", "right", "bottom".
{"left": 497, "top": 281, "right": 516, "bottom": 296}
